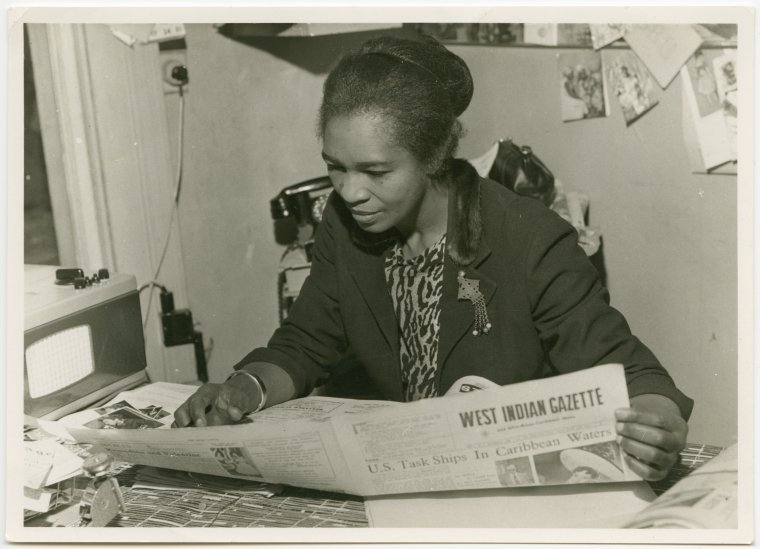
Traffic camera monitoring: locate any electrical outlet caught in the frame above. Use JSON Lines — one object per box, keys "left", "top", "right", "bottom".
{"left": 159, "top": 38, "right": 188, "bottom": 95}
{"left": 159, "top": 50, "right": 188, "bottom": 95}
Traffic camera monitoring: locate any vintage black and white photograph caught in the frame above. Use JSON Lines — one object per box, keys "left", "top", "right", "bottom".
{"left": 605, "top": 50, "right": 660, "bottom": 126}
{"left": 82, "top": 407, "right": 164, "bottom": 430}
{"left": 558, "top": 50, "right": 608, "bottom": 121}
{"left": 9, "top": 4, "right": 753, "bottom": 545}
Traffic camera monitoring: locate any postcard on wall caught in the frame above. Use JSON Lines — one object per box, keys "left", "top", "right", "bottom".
{"left": 558, "top": 50, "right": 608, "bottom": 122}
{"left": 604, "top": 51, "right": 659, "bottom": 126}
{"left": 712, "top": 49, "right": 738, "bottom": 158}
{"left": 588, "top": 23, "right": 627, "bottom": 50}
{"left": 681, "top": 48, "right": 736, "bottom": 170}
{"left": 624, "top": 24, "right": 703, "bottom": 88}
{"left": 524, "top": 23, "right": 558, "bottom": 46}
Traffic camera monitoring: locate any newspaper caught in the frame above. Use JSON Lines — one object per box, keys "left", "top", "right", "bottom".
{"left": 623, "top": 444, "right": 738, "bottom": 529}
{"left": 65, "top": 364, "right": 639, "bottom": 497}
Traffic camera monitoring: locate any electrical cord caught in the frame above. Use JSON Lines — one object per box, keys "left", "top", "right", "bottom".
{"left": 142, "top": 85, "right": 186, "bottom": 330}
{"left": 138, "top": 281, "right": 168, "bottom": 294}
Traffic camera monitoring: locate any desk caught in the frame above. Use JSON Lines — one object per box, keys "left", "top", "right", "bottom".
{"left": 26, "top": 442, "right": 722, "bottom": 529}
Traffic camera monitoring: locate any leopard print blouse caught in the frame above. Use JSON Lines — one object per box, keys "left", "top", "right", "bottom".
{"left": 384, "top": 236, "right": 446, "bottom": 401}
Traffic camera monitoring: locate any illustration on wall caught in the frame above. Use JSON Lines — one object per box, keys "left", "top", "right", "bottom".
{"left": 712, "top": 49, "right": 738, "bottom": 159}
{"left": 681, "top": 48, "right": 737, "bottom": 170}
{"left": 605, "top": 51, "right": 659, "bottom": 125}
{"left": 588, "top": 23, "right": 627, "bottom": 49}
{"left": 558, "top": 50, "right": 608, "bottom": 122}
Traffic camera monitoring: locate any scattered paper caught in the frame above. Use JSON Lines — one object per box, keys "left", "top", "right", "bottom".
{"left": 23, "top": 486, "right": 53, "bottom": 513}
{"left": 624, "top": 24, "right": 703, "bottom": 88}
{"left": 624, "top": 444, "right": 737, "bottom": 528}
{"left": 108, "top": 23, "right": 186, "bottom": 48}
{"left": 605, "top": 51, "right": 659, "bottom": 125}
{"left": 109, "top": 24, "right": 154, "bottom": 47}
{"left": 524, "top": 24, "right": 591, "bottom": 47}
{"left": 524, "top": 24, "right": 558, "bottom": 46}
{"left": 57, "top": 381, "right": 196, "bottom": 429}
{"left": 681, "top": 49, "right": 736, "bottom": 170}
{"left": 589, "top": 24, "right": 628, "bottom": 49}
{"left": 712, "top": 49, "right": 738, "bottom": 158}
{"left": 148, "top": 23, "right": 186, "bottom": 43}
{"left": 558, "top": 50, "right": 608, "bottom": 122}
{"left": 557, "top": 24, "right": 593, "bottom": 47}
{"left": 24, "top": 440, "right": 56, "bottom": 489}
{"left": 24, "top": 421, "right": 93, "bottom": 487}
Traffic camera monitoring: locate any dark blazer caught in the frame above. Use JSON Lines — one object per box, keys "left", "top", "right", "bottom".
{"left": 240, "top": 171, "right": 693, "bottom": 419}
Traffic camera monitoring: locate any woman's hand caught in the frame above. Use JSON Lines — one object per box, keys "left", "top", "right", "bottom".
{"left": 615, "top": 394, "right": 688, "bottom": 481}
{"left": 172, "top": 375, "right": 261, "bottom": 428}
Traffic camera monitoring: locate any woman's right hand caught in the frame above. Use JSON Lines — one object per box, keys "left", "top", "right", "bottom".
{"left": 172, "top": 375, "right": 261, "bottom": 428}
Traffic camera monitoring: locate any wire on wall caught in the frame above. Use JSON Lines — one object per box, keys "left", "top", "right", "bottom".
{"left": 142, "top": 85, "right": 186, "bottom": 330}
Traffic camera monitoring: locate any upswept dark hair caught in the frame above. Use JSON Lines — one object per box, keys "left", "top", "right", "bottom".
{"left": 318, "top": 35, "right": 474, "bottom": 180}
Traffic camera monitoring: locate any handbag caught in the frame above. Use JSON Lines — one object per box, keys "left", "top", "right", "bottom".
{"left": 487, "top": 138, "right": 557, "bottom": 207}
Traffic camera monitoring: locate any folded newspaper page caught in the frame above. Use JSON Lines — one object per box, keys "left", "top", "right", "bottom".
{"left": 623, "top": 444, "right": 738, "bottom": 529}
{"left": 66, "top": 363, "right": 639, "bottom": 496}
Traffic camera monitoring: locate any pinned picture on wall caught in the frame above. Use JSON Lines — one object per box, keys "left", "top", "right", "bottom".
{"left": 588, "top": 23, "right": 628, "bottom": 50}
{"left": 605, "top": 51, "right": 659, "bottom": 126}
{"left": 558, "top": 50, "right": 608, "bottom": 122}
{"left": 681, "top": 48, "right": 736, "bottom": 170}
{"left": 712, "top": 49, "right": 737, "bottom": 158}
{"left": 685, "top": 49, "right": 723, "bottom": 117}
{"left": 623, "top": 24, "right": 703, "bottom": 88}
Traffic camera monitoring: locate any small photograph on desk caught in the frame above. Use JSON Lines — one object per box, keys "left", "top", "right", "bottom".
{"left": 534, "top": 441, "right": 625, "bottom": 485}
{"left": 138, "top": 404, "right": 171, "bottom": 420}
{"left": 212, "top": 447, "right": 263, "bottom": 478}
{"left": 95, "top": 401, "right": 170, "bottom": 421}
{"left": 93, "top": 400, "right": 133, "bottom": 415}
{"left": 83, "top": 407, "right": 164, "bottom": 430}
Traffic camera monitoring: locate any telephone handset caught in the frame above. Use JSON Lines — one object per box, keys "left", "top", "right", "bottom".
{"left": 270, "top": 176, "right": 333, "bottom": 245}
{"left": 270, "top": 176, "right": 333, "bottom": 322}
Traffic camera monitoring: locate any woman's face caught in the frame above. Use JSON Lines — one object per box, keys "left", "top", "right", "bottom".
{"left": 322, "top": 113, "right": 431, "bottom": 234}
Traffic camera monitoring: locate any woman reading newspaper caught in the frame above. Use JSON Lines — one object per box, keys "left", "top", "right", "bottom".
{"left": 174, "top": 35, "right": 693, "bottom": 481}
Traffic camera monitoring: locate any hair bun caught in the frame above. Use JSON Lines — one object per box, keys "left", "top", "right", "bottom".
{"left": 359, "top": 35, "right": 474, "bottom": 117}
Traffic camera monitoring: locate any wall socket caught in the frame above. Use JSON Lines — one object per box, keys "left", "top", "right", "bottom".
{"left": 159, "top": 39, "right": 188, "bottom": 95}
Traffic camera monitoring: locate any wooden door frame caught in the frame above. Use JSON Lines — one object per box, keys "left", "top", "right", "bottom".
{"left": 25, "top": 23, "right": 196, "bottom": 382}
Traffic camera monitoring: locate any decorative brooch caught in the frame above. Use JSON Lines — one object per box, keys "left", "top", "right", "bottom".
{"left": 457, "top": 270, "right": 492, "bottom": 336}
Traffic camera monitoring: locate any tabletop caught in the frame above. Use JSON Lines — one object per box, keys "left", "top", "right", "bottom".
{"left": 25, "top": 441, "right": 725, "bottom": 528}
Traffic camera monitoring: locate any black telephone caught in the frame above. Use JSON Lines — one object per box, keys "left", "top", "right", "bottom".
{"left": 270, "top": 176, "right": 333, "bottom": 247}
{"left": 270, "top": 176, "right": 333, "bottom": 322}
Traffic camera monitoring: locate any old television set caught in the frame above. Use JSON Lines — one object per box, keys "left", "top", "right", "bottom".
{"left": 24, "top": 264, "right": 149, "bottom": 419}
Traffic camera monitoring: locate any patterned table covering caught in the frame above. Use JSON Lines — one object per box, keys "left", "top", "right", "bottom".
{"left": 27, "top": 441, "right": 724, "bottom": 528}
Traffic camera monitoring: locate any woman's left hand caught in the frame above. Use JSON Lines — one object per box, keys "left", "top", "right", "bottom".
{"left": 615, "top": 394, "right": 688, "bottom": 481}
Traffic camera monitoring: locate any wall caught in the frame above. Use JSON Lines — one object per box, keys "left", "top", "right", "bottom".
{"left": 453, "top": 46, "right": 737, "bottom": 447}
{"left": 171, "top": 25, "right": 408, "bottom": 381}
{"left": 173, "top": 26, "right": 737, "bottom": 447}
